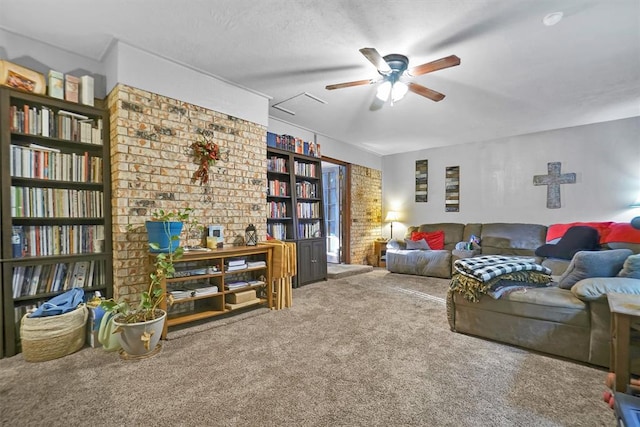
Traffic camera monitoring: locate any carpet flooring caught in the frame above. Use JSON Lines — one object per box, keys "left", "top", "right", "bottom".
{"left": 0, "top": 270, "right": 614, "bottom": 426}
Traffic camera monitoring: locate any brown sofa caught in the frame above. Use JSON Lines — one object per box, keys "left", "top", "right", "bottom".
{"left": 387, "top": 221, "right": 640, "bottom": 367}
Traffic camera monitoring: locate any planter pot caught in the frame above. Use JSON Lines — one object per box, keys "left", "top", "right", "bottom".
{"left": 145, "top": 221, "right": 183, "bottom": 253}
{"left": 113, "top": 310, "right": 166, "bottom": 356}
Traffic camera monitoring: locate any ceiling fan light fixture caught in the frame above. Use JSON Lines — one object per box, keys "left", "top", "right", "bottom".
{"left": 391, "top": 81, "right": 408, "bottom": 102}
{"left": 376, "top": 81, "right": 392, "bottom": 101}
{"left": 543, "top": 11, "right": 563, "bottom": 26}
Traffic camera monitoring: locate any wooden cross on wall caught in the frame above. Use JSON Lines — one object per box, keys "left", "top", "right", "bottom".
{"left": 533, "top": 162, "right": 576, "bottom": 209}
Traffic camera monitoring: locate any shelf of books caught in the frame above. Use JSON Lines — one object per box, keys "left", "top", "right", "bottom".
{"left": 0, "top": 87, "right": 112, "bottom": 357}
{"left": 157, "top": 246, "right": 273, "bottom": 338}
{"left": 266, "top": 135, "right": 327, "bottom": 286}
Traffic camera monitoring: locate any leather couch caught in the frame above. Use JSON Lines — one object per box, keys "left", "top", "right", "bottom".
{"left": 386, "top": 222, "right": 547, "bottom": 278}
{"left": 386, "top": 221, "right": 640, "bottom": 367}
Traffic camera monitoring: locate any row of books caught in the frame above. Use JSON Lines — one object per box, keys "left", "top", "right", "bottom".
{"left": 295, "top": 181, "right": 318, "bottom": 199}
{"left": 226, "top": 258, "right": 247, "bottom": 272}
{"left": 293, "top": 161, "right": 317, "bottom": 178}
{"left": 12, "top": 260, "right": 105, "bottom": 298}
{"left": 266, "top": 132, "right": 321, "bottom": 158}
{"left": 268, "top": 179, "right": 289, "bottom": 197}
{"left": 267, "top": 223, "right": 287, "bottom": 240}
{"left": 12, "top": 224, "right": 104, "bottom": 257}
{"left": 9, "top": 104, "right": 103, "bottom": 144}
{"left": 296, "top": 202, "right": 321, "bottom": 219}
{"left": 225, "top": 279, "right": 265, "bottom": 291}
{"left": 11, "top": 186, "right": 104, "bottom": 218}
{"left": 10, "top": 144, "right": 103, "bottom": 183}
{"left": 168, "top": 284, "right": 219, "bottom": 300}
{"left": 267, "top": 201, "right": 288, "bottom": 219}
{"left": 298, "top": 221, "right": 322, "bottom": 239}
{"left": 267, "top": 156, "right": 288, "bottom": 173}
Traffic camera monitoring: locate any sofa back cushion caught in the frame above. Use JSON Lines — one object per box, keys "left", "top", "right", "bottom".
{"left": 480, "top": 223, "right": 547, "bottom": 257}
{"left": 407, "top": 223, "right": 465, "bottom": 251}
{"left": 558, "top": 249, "right": 633, "bottom": 289}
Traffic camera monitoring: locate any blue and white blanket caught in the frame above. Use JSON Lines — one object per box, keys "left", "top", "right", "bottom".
{"left": 454, "top": 255, "right": 552, "bottom": 283}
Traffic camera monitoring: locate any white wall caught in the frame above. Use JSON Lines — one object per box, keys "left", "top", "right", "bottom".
{"left": 0, "top": 29, "right": 107, "bottom": 97}
{"left": 109, "top": 42, "right": 269, "bottom": 126}
{"left": 0, "top": 31, "right": 270, "bottom": 127}
{"left": 268, "top": 117, "right": 382, "bottom": 170}
{"left": 382, "top": 117, "right": 640, "bottom": 239}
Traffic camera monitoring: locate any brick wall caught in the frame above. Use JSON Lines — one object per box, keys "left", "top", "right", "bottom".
{"left": 350, "top": 164, "right": 383, "bottom": 265}
{"left": 107, "top": 84, "right": 266, "bottom": 301}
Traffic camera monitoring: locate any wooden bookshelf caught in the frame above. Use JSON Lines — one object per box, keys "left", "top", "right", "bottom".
{"left": 157, "top": 246, "right": 273, "bottom": 338}
{"left": 266, "top": 139, "right": 327, "bottom": 286}
{"left": 0, "top": 87, "right": 112, "bottom": 357}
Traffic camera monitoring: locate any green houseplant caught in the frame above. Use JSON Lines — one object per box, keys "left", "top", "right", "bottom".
{"left": 100, "top": 207, "right": 200, "bottom": 356}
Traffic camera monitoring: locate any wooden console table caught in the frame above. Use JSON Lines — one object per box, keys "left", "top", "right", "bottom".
{"left": 608, "top": 292, "right": 640, "bottom": 392}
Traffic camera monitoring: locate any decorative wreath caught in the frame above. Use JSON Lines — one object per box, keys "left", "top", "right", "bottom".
{"left": 191, "top": 136, "right": 220, "bottom": 185}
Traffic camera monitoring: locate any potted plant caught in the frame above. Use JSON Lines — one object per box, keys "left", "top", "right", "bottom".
{"left": 100, "top": 208, "right": 199, "bottom": 356}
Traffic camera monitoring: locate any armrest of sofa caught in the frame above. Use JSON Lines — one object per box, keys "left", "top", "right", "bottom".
{"left": 386, "top": 239, "right": 406, "bottom": 250}
{"left": 571, "top": 277, "right": 640, "bottom": 301}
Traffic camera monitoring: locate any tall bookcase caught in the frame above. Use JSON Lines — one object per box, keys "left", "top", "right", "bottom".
{"left": 0, "top": 87, "right": 112, "bottom": 357}
{"left": 267, "top": 139, "right": 327, "bottom": 286}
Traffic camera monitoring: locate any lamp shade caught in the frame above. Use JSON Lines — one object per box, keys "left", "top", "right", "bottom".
{"left": 385, "top": 211, "right": 400, "bottom": 222}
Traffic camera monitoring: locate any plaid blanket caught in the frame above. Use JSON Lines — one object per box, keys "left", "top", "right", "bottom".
{"left": 454, "top": 255, "right": 552, "bottom": 282}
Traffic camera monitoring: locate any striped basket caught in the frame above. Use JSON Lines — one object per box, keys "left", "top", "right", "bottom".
{"left": 20, "top": 305, "right": 88, "bottom": 362}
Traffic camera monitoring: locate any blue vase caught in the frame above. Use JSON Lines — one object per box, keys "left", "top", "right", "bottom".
{"left": 145, "top": 221, "right": 183, "bottom": 253}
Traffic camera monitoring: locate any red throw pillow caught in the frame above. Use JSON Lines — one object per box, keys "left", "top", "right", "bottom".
{"left": 410, "top": 230, "right": 445, "bottom": 250}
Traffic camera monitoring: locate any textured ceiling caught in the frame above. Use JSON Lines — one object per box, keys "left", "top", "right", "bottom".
{"left": 1, "top": 0, "right": 639, "bottom": 155}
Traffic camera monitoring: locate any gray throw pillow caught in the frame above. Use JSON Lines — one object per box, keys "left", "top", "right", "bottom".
{"left": 618, "top": 254, "right": 640, "bottom": 279}
{"left": 404, "top": 238, "right": 431, "bottom": 250}
{"left": 558, "top": 249, "right": 633, "bottom": 289}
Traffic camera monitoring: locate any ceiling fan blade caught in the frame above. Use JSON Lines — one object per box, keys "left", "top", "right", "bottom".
{"left": 325, "top": 79, "right": 376, "bottom": 90}
{"left": 408, "top": 55, "right": 461, "bottom": 76}
{"left": 359, "top": 47, "right": 392, "bottom": 73}
{"left": 408, "top": 82, "right": 446, "bottom": 102}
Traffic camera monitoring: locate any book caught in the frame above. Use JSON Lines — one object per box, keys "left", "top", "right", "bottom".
{"left": 247, "top": 260, "right": 266, "bottom": 268}
{"left": 227, "top": 258, "right": 246, "bottom": 267}
{"left": 47, "top": 70, "right": 64, "bottom": 99}
{"left": 64, "top": 75, "right": 80, "bottom": 103}
{"left": 226, "top": 264, "right": 247, "bottom": 272}
{"left": 80, "top": 75, "right": 94, "bottom": 106}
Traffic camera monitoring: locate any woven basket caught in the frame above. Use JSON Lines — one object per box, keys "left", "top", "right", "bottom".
{"left": 20, "top": 305, "right": 88, "bottom": 362}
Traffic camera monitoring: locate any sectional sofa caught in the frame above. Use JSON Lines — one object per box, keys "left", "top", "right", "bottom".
{"left": 386, "top": 221, "right": 640, "bottom": 367}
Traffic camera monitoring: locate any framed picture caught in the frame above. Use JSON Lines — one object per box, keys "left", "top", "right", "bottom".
{"left": 208, "top": 225, "right": 224, "bottom": 244}
{"left": 0, "top": 60, "right": 46, "bottom": 94}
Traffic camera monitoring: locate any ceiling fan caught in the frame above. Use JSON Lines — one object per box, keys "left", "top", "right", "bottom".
{"left": 325, "top": 48, "right": 460, "bottom": 105}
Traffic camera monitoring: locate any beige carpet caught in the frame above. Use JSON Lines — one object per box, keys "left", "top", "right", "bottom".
{"left": 0, "top": 270, "right": 614, "bottom": 426}
{"left": 326, "top": 263, "right": 374, "bottom": 279}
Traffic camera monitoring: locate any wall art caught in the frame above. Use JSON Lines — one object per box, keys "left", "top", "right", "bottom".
{"left": 415, "top": 159, "right": 428, "bottom": 202}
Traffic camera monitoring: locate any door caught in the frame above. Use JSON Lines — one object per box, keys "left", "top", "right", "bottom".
{"left": 322, "top": 160, "right": 348, "bottom": 264}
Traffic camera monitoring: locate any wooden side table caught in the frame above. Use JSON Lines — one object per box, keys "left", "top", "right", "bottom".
{"left": 374, "top": 240, "right": 388, "bottom": 268}
{"left": 608, "top": 292, "right": 640, "bottom": 392}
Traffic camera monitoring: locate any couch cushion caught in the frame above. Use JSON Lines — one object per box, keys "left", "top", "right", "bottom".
{"left": 411, "top": 230, "right": 444, "bottom": 250}
{"left": 618, "top": 254, "right": 640, "bottom": 279}
{"left": 480, "top": 223, "right": 547, "bottom": 257}
{"left": 414, "top": 223, "right": 465, "bottom": 251}
{"left": 572, "top": 276, "right": 640, "bottom": 301}
{"left": 386, "top": 249, "right": 451, "bottom": 278}
{"left": 557, "top": 249, "right": 633, "bottom": 289}
{"left": 404, "top": 238, "right": 430, "bottom": 250}
{"left": 453, "top": 286, "right": 588, "bottom": 327}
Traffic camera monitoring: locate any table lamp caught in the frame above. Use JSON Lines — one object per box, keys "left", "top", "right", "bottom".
{"left": 385, "top": 211, "right": 400, "bottom": 239}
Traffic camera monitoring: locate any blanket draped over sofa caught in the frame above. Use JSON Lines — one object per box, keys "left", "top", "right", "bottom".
{"left": 450, "top": 255, "right": 553, "bottom": 302}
